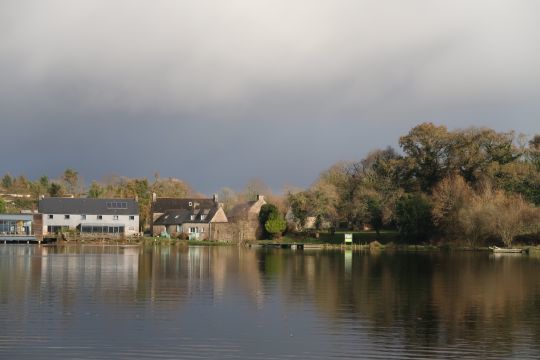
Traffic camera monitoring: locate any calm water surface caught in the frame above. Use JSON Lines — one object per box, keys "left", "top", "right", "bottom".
{"left": 1, "top": 245, "right": 540, "bottom": 359}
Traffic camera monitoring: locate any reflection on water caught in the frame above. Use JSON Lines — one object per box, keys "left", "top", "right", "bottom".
{"left": 1, "top": 245, "right": 540, "bottom": 359}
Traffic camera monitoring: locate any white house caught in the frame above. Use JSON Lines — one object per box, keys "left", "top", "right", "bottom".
{"left": 39, "top": 197, "right": 139, "bottom": 237}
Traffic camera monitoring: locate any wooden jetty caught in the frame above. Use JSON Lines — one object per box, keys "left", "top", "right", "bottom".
{"left": 256, "top": 243, "right": 361, "bottom": 250}
{"left": 261, "top": 243, "right": 306, "bottom": 250}
{"left": 0, "top": 235, "right": 41, "bottom": 244}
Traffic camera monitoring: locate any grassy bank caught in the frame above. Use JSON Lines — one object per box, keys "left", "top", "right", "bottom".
{"left": 138, "top": 237, "right": 235, "bottom": 246}
{"left": 271, "top": 230, "right": 399, "bottom": 245}
{"left": 48, "top": 231, "right": 539, "bottom": 252}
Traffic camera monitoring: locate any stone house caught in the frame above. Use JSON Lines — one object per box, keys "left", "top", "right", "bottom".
{"left": 150, "top": 193, "right": 228, "bottom": 240}
{"left": 225, "top": 195, "right": 267, "bottom": 241}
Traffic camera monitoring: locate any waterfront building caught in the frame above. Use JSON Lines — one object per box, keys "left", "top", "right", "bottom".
{"left": 0, "top": 213, "right": 39, "bottom": 242}
{"left": 150, "top": 193, "right": 228, "bottom": 240}
{"left": 226, "top": 195, "right": 267, "bottom": 241}
{"left": 39, "top": 197, "right": 139, "bottom": 237}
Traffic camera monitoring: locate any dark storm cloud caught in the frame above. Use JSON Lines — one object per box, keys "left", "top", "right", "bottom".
{"left": 1, "top": 0, "right": 539, "bottom": 193}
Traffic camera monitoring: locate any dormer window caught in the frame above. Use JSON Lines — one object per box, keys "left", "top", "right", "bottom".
{"left": 190, "top": 215, "right": 195, "bottom": 221}
{"left": 107, "top": 201, "right": 127, "bottom": 209}
{"left": 201, "top": 214, "right": 207, "bottom": 220}
{"left": 188, "top": 202, "right": 193, "bottom": 207}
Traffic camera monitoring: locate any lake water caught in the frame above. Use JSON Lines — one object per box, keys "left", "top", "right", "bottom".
{"left": 1, "top": 245, "right": 540, "bottom": 359}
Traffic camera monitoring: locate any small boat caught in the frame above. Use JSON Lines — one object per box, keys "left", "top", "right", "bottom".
{"left": 489, "top": 246, "right": 523, "bottom": 254}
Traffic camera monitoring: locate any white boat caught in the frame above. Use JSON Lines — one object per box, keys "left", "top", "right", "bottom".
{"left": 489, "top": 246, "right": 523, "bottom": 254}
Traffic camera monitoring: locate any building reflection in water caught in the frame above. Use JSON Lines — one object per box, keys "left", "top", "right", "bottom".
{"left": 2, "top": 245, "right": 540, "bottom": 354}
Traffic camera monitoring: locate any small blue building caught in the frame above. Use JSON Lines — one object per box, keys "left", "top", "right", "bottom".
{"left": 0, "top": 214, "right": 36, "bottom": 242}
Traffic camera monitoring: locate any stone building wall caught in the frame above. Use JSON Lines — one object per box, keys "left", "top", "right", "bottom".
{"left": 209, "top": 220, "right": 261, "bottom": 243}
{"left": 209, "top": 223, "right": 236, "bottom": 242}
{"left": 151, "top": 212, "right": 165, "bottom": 236}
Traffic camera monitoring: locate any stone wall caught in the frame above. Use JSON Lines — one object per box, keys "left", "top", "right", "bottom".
{"left": 209, "top": 223, "right": 236, "bottom": 242}
{"left": 247, "top": 196, "right": 266, "bottom": 221}
{"left": 212, "top": 208, "right": 228, "bottom": 222}
{"left": 151, "top": 212, "right": 164, "bottom": 236}
{"left": 224, "top": 195, "right": 266, "bottom": 242}
{"left": 209, "top": 220, "right": 261, "bottom": 242}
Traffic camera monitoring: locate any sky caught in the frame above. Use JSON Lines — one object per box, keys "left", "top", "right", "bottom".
{"left": 1, "top": 0, "right": 539, "bottom": 194}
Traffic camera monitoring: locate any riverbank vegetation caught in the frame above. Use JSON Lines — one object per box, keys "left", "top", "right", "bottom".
{"left": 286, "top": 123, "right": 540, "bottom": 247}
{"left": 1, "top": 123, "right": 539, "bottom": 247}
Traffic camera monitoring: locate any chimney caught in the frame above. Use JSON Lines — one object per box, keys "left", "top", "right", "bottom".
{"left": 152, "top": 192, "right": 157, "bottom": 203}
{"left": 256, "top": 194, "right": 264, "bottom": 202}
{"left": 213, "top": 193, "right": 218, "bottom": 203}
{"left": 135, "top": 195, "right": 139, "bottom": 202}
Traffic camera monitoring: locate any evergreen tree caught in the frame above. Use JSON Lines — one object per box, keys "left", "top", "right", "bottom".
{"left": 264, "top": 212, "right": 286, "bottom": 239}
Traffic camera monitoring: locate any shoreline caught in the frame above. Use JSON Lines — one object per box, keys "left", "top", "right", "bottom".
{"left": 7, "top": 238, "right": 540, "bottom": 253}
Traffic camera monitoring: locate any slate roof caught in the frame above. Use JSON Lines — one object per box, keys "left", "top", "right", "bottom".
{"left": 39, "top": 198, "right": 139, "bottom": 215}
{"left": 151, "top": 198, "right": 217, "bottom": 213}
{"left": 0, "top": 214, "right": 34, "bottom": 221}
{"left": 153, "top": 207, "right": 219, "bottom": 225}
{"left": 228, "top": 201, "right": 257, "bottom": 219}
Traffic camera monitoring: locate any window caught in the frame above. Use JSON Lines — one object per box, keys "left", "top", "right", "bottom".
{"left": 113, "top": 215, "right": 119, "bottom": 220}
{"left": 189, "top": 227, "right": 197, "bottom": 233}
{"left": 97, "top": 215, "right": 103, "bottom": 220}
{"left": 81, "top": 214, "right": 86, "bottom": 220}
{"left": 200, "top": 227, "right": 205, "bottom": 233}
{"left": 200, "top": 214, "right": 207, "bottom": 221}
{"left": 64, "top": 215, "right": 70, "bottom": 220}
{"left": 188, "top": 202, "right": 192, "bottom": 206}
{"left": 47, "top": 225, "right": 67, "bottom": 234}
{"left": 190, "top": 215, "right": 195, "bottom": 221}
{"left": 80, "top": 225, "right": 124, "bottom": 234}
{"left": 107, "top": 201, "right": 128, "bottom": 209}
{"left": 48, "top": 214, "right": 53, "bottom": 219}
{"left": 129, "top": 215, "right": 135, "bottom": 220}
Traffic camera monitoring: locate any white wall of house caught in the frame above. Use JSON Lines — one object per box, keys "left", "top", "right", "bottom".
{"left": 42, "top": 214, "right": 139, "bottom": 236}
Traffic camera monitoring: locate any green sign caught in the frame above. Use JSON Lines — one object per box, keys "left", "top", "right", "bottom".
{"left": 344, "top": 233, "right": 353, "bottom": 244}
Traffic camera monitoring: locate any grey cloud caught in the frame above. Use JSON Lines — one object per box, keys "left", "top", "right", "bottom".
{"left": 1, "top": 0, "right": 539, "bottom": 193}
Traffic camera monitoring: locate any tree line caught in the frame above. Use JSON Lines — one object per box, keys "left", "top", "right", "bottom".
{"left": 1, "top": 123, "right": 539, "bottom": 245}
{"left": 287, "top": 123, "right": 540, "bottom": 247}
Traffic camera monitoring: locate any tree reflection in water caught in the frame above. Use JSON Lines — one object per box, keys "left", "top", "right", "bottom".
{"left": 1, "top": 245, "right": 540, "bottom": 358}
